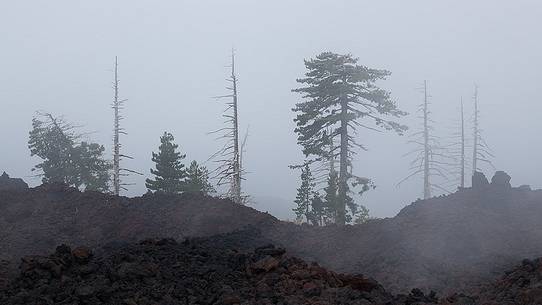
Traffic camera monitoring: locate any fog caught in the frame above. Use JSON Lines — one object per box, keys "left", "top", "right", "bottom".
{"left": 1, "top": 0, "right": 541, "bottom": 220}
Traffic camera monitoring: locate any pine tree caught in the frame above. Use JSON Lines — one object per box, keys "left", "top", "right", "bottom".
{"left": 293, "top": 163, "right": 315, "bottom": 223}
{"left": 29, "top": 114, "right": 76, "bottom": 185}
{"left": 354, "top": 205, "right": 370, "bottom": 224}
{"left": 185, "top": 160, "right": 215, "bottom": 195}
{"left": 72, "top": 142, "right": 111, "bottom": 192}
{"left": 145, "top": 132, "right": 187, "bottom": 194}
{"left": 323, "top": 168, "right": 339, "bottom": 223}
{"left": 28, "top": 112, "right": 111, "bottom": 191}
{"left": 309, "top": 195, "right": 325, "bottom": 226}
{"left": 293, "top": 52, "right": 407, "bottom": 225}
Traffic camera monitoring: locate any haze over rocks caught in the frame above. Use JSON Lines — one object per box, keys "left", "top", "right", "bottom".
{"left": 0, "top": 234, "right": 443, "bottom": 305}
{"left": 1, "top": 172, "right": 542, "bottom": 295}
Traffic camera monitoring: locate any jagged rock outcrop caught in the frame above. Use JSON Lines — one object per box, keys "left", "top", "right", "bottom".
{"left": 472, "top": 171, "right": 489, "bottom": 190}
{"left": 0, "top": 172, "right": 28, "bottom": 192}
{"left": 490, "top": 171, "right": 512, "bottom": 189}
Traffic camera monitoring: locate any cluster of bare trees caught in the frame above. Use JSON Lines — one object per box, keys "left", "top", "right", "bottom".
{"left": 400, "top": 81, "right": 494, "bottom": 199}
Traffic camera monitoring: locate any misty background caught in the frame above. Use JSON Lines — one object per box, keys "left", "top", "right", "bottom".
{"left": 1, "top": 0, "right": 541, "bottom": 220}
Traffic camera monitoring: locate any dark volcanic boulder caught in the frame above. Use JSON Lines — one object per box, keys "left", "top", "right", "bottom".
{"left": 0, "top": 172, "right": 28, "bottom": 191}
{"left": 491, "top": 171, "right": 512, "bottom": 189}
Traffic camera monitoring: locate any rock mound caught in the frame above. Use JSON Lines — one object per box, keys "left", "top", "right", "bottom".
{"left": 1, "top": 171, "right": 542, "bottom": 294}
{"left": 0, "top": 235, "right": 438, "bottom": 305}
{"left": 0, "top": 185, "right": 277, "bottom": 262}
{"left": 0, "top": 172, "right": 28, "bottom": 192}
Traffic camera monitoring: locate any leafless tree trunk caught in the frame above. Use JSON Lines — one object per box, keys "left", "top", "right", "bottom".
{"left": 112, "top": 56, "right": 121, "bottom": 196}
{"left": 472, "top": 85, "right": 479, "bottom": 176}
{"left": 444, "top": 98, "right": 471, "bottom": 190}
{"left": 423, "top": 80, "right": 431, "bottom": 199}
{"left": 210, "top": 49, "right": 245, "bottom": 204}
{"left": 399, "top": 80, "right": 449, "bottom": 199}
{"left": 111, "top": 57, "right": 141, "bottom": 195}
{"left": 471, "top": 84, "right": 494, "bottom": 178}
{"left": 231, "top": 51, "right": 241, "bottom": 204}
{"left": 460, "top": 100, "right": 465, "bottom": 188}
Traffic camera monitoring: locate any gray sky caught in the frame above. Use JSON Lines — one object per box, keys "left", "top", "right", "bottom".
{"left": 1, "top": 0, "right": 541, "bottom": 219}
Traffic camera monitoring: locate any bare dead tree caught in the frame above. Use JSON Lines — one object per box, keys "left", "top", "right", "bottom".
{"left": 444, "top": 98, "right": 472, "bottom": 189}
{"left": 209, "top": 49, "right": 245, "bottom": 204}
{"left": 472, "top": 84, "right": 494, "bottom": 176}
{"left": 239, "top": 125, "right": 249, "bottom": 178}
{"left": 460, "top": 100, "right": 466, "bottom": 187}
{"left": 111, "top": 56, "right": 141, "bottom": 195}
{"left": 112, "top": 56, "right": 122, "bottom": 195}
{"left": 399, "top": 80, "right": 450, "bottom": 199}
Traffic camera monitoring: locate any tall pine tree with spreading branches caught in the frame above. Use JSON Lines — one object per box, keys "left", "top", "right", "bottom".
{"left": 145, "top": 132, "right": 187, "bottom": 194}
{"left": 293, "top": 52, "right": 407, "bottom": 225}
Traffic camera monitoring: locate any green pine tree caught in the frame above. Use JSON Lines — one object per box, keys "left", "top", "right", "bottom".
{"left": 354, "top": 204, "right": 371, "bottom": 224}
{"left": 184, "top": 160, "right": 215, "bottom": 195}
{"left": 309, "top": 195, "right": 325, "bottom": 226}
{"left": 293, "top": 163, "right": 315, "bottom": 223}
{"left": 323, "top": 168, "right": 339, "bottom": 224}
{"left": 28, "top": 113, "right": 111, "bottom": 192}
{"left": 145, "top": 132, "right": 187, "bottom": 194}
{"left": 72, "top": 142, "right": 111, "bottom": 192}
{"left": 293, "top": 52, "right": 407, "bottom": 225}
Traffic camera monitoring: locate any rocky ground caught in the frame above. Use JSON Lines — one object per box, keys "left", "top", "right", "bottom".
{"left": 0, "top": 232, "right": 439, "bottom": 305}
{"left": 2, "top": 230, "right": 542, "bottom": 305}
{"left": 1, "top": 171, "right": 542, "bottom": 296}
{"left": 475, "top": 257, "right": 542, "bottom": 305}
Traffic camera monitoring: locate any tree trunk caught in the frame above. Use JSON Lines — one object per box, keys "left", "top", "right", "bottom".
{"left": 472, "top": 85, "right": 478, "bottom": 177}
{"left": 113, "top": 56, "right": 120, "bottom": 196}
{"left": 423, "top": 80, "right": 431, "bottom": 199}
{"left": 338, "top": 87, "right": 349, "bottom": 226}
{"left": 231, "top": 51, "right": 242, "bottom": 204}
{"left": 460, "top": 99, "right": 465, "bottom": 188}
